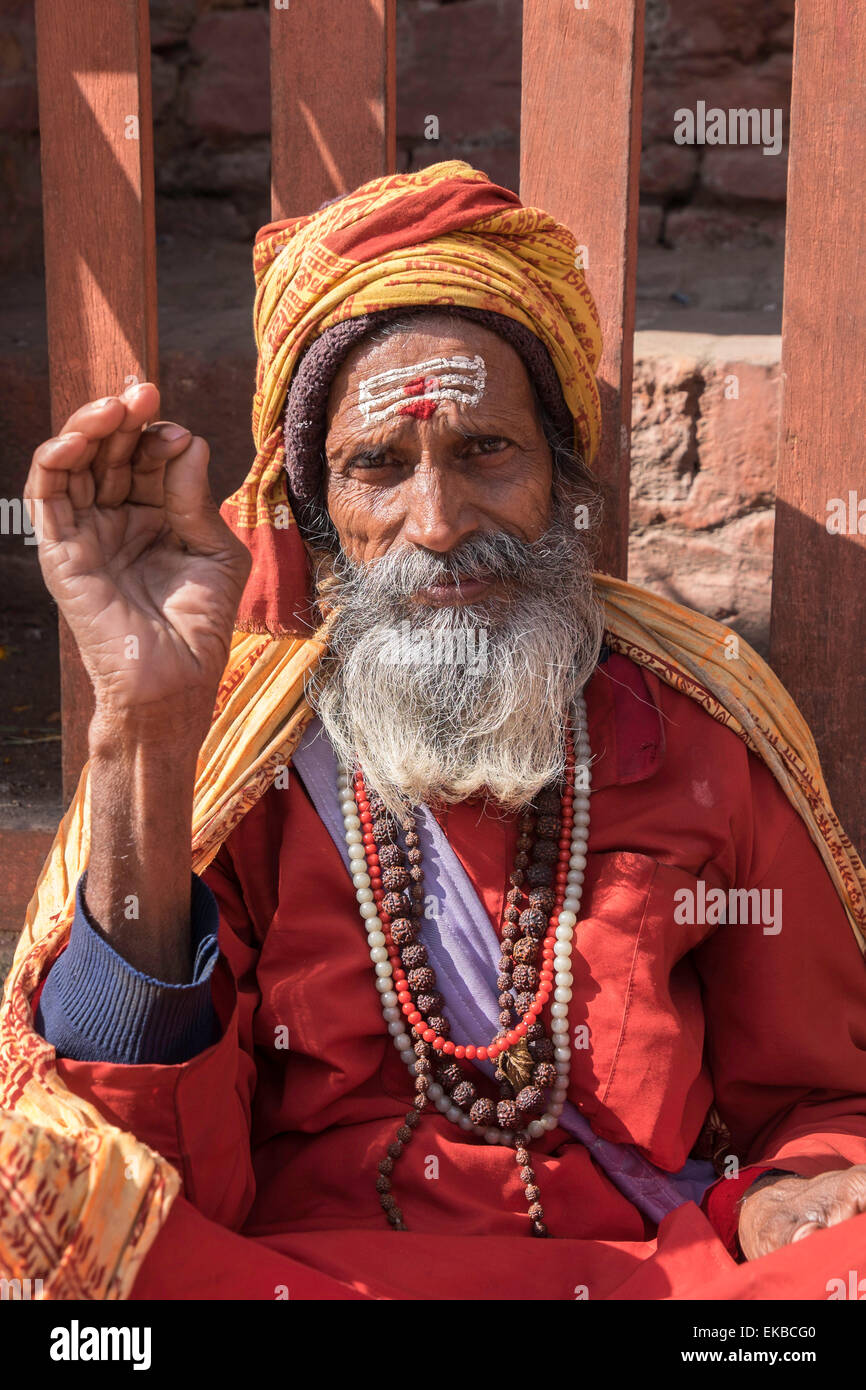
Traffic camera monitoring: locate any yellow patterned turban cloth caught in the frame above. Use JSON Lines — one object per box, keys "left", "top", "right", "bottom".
{"left": 223, "top": 159, "right": 603, "bottom": 636}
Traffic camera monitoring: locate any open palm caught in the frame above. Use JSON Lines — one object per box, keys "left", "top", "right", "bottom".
{"left": 24, "top": 382, "right": 251, "bottom": 713}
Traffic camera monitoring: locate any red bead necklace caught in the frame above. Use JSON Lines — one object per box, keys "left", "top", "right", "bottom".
{"left": 352, "top": 725, "right": 576, "bottom": 1059}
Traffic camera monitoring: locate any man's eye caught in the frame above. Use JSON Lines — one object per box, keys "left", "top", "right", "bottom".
{"left": 464, "top": 436, "right": 509, "bottom": 455}
{"left": 348, "top": 453, "right": 394, "bottom": 471}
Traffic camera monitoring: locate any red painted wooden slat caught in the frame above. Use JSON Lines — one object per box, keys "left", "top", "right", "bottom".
{"left": 769, "top": 1, "right": 866, "bottom": 853}
{"left": 520, "top": 0, "right": 645, "bottom": 579}
{"left": 270, "top": 0, "right": 396, "bottom": 221}
{"left": 0, "top": 828, "right": 56, "bottom": 938}
{"left": 34, "top": 0, "right": 158, "bottom": 802}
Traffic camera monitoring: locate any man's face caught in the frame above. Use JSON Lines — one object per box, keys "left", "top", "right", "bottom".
{"left": 309, "top": 311, "right": 604, "bottom": 815}
{"left": 323, "top": 315, "right": 554, "bottom": 607}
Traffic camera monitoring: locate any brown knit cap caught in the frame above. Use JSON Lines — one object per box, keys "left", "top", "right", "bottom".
{"left": 282, "top": 305, "right": 575, "bottom": 539}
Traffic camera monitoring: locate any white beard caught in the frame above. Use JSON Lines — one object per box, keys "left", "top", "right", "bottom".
{"left": 308, "top": 497, "right": 604, "bottom": 815}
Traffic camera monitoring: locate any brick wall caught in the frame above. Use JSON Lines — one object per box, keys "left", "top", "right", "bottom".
{"left": 1, "top": 0, "right": 794, "bottom": 269}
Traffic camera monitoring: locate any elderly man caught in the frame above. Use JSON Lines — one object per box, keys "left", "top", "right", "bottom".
{"left": 7, "top": 161, "right": 866, "bottom": 1301}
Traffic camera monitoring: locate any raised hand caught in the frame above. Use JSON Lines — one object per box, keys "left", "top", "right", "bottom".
{"left": 23, "top": 381, "right": 251, "bottom": 721}
{"left": 24, "top": 381, "right": 253, "bottom": 979}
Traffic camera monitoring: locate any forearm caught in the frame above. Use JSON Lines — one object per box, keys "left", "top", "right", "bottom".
{"left": 85, "top": 701, "right": 210, "bottom": 981}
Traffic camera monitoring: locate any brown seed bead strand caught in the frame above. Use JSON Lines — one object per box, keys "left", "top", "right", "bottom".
{"left": 353, "top": 781, "right": 425, "bottom": 1226}
{"left": 376, "top": 1110, "right": 422, "bottom": 1231}
{"left": 496, "top": 811, "right": 536, "bottom": 1041}
{"left": 496, "top": 801, "right": 561, "bottom": 1050}
{"left": 514, "top": 1140, "right": 547, "bottom": 1237}
{"left": 354, "top": 722, "right": 576, "bottom": 1237}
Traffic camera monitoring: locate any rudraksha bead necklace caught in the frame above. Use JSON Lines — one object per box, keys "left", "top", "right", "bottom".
{"left": 338, "top": 691, "right": 591, "bottom": 1237}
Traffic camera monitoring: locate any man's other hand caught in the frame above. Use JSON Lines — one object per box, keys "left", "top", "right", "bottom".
{"left": 738, "top": 1165, "right": 866, "bottom": 1260}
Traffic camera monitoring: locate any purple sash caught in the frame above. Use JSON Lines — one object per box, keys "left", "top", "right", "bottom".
{"left": 292, "top": 717, "right": 716, "bottom": 1222}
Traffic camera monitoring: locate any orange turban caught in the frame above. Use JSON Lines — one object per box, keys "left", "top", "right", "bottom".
{"left": 221, "top": 160, "right": 603, "bottom": 636}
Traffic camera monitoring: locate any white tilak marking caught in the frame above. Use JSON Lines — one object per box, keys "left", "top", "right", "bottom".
{"left": 357, "top": 354, "right": 487, "bottom": 423}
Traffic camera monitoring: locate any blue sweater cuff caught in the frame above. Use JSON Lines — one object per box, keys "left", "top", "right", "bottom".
{"left": 35, "top": 871, "right": 220, "bottom": 1065}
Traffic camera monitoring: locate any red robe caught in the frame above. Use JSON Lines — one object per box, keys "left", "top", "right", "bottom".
{"left": 55, "top": 655, "right": 866, "bottom": 1299}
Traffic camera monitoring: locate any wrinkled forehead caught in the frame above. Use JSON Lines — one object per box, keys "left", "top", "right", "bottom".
{"left": 325, "top": 316, "right": 539, "bottom": 435}
{"left": 356, "top": 351, "right": 487, "bottom": 426}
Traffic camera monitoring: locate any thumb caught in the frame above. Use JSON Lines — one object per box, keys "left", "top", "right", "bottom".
{"left": 162, "top": 436, "right": 232, "bottom": 555}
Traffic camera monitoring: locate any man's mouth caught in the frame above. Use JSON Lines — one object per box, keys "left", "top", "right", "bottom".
{"left": 413, "top": 571, "right": 496, "bottom": 606}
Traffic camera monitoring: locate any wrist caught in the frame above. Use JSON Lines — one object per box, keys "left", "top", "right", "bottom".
{"left": 89, "top": 697, "right": 213, "bottom": 762}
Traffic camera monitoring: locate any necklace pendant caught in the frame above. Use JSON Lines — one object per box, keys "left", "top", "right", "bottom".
{"left": 499, "top": 1037, "right": 534, "bottom": 1092}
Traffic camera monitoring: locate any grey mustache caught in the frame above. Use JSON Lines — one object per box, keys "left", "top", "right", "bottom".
{"left": 360, "top": 533, "right": 536, "bottom": 597}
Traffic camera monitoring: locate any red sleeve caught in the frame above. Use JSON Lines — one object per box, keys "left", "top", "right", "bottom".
{"left": 55, "top": 840, "right": 261, "bottom": 1231}
{"left": 700, "top": 1165, "right": 781, "bottom": 1257}
{"left": 693, "top": 755, "right": 866, "bottom": 1228}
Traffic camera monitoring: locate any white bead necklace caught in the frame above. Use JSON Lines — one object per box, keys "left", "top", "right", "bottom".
{"left": 338, "top": 691, "right": 591, "bottom": 1149}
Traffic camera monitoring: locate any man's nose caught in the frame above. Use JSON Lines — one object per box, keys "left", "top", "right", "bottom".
{"left": 399, "top": 466, "right": 480, "bottom": 554}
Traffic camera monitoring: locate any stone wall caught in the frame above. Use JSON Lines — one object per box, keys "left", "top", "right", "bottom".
{"left": 2, "top": 0, "right": 794, "bottom": 268}
{"left": 630, "top": 329, "right": 780, "bottom": 653}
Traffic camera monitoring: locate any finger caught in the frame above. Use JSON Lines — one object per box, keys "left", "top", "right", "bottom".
{"left": 58, "top": 394, "right": 126, "bottom": 443}
{"left": 60, "top": 382, "right": 159, "bottom": 438}
{"left": 825, "top": 1194, "right": 866, "bottom": 1226}
{"left": 162, "top": 436, "right": 234, "bottom": 555}
{"left": 44, "top": 384, "right": 159, "bottom": 494}
{"left": 24, "top": 433, "right": 94, "bottom": 539}
{"left": 812, "top": 1168, "right": 866, "bottom": 1226}
{"left": 57, "top": 385, "right": 157, "bottom": 471}
{"left": 127, "top": 421, "right": 192, "bottom": 508}
{"left": 91, "top": 382, "right": 163, "bottom": 507}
